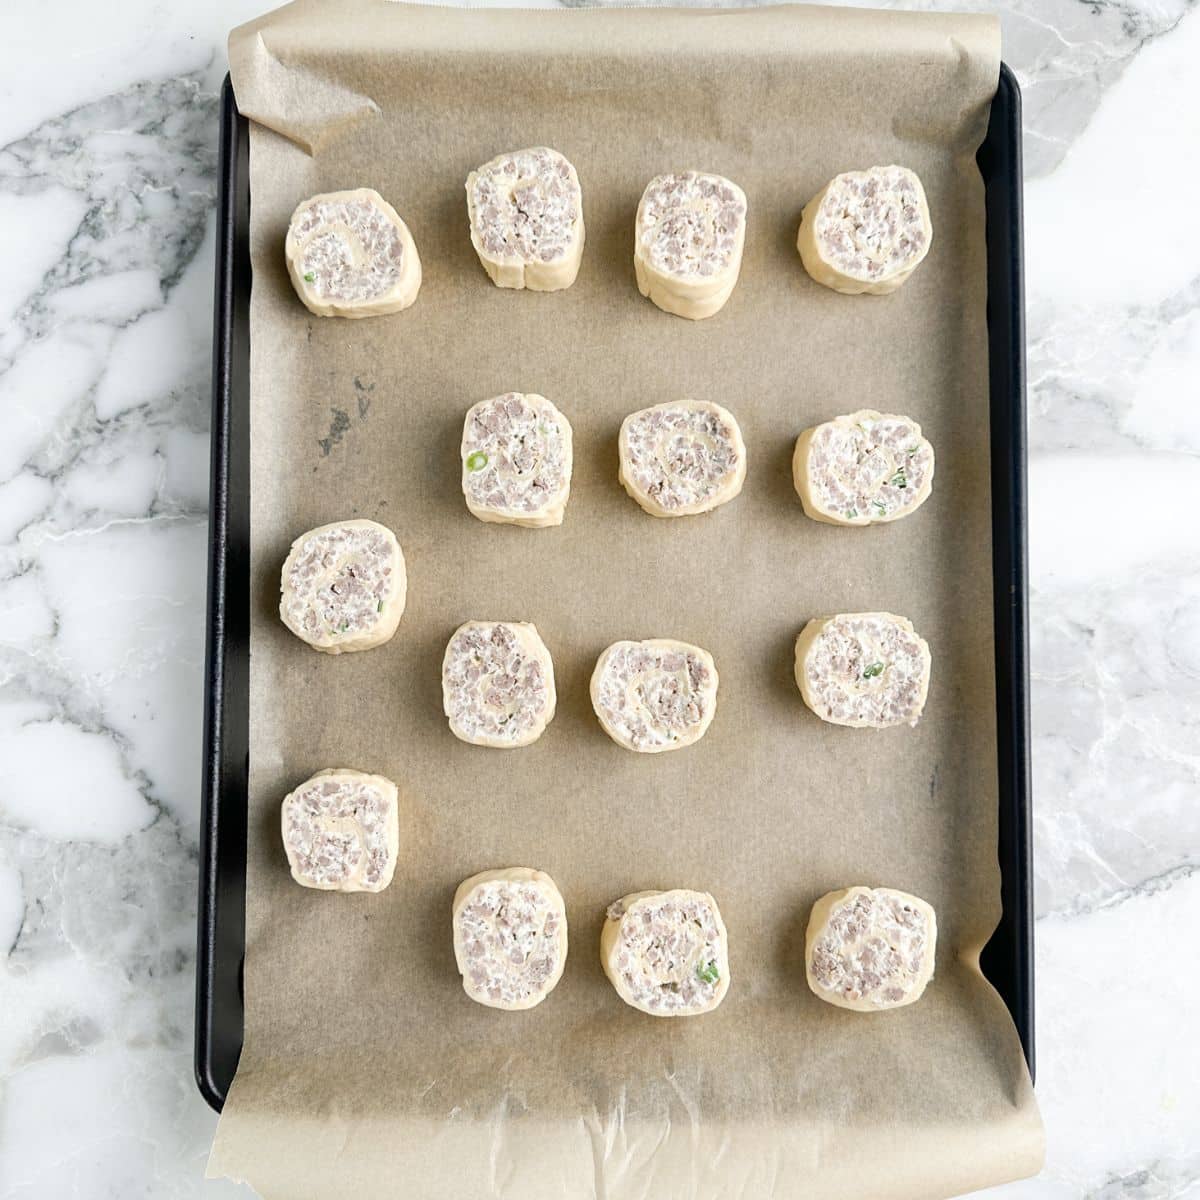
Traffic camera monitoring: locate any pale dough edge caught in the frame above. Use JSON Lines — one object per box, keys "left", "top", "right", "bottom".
{"left": 633, "top": 255, "right": 740, "bottom": 320}
{"left": 465, "top": 498, "right": 568, "bottom": 528}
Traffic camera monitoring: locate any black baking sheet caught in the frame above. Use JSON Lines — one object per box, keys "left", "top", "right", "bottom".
{"left": 195, "top": 65, "right": 1032, "bottom": 1111}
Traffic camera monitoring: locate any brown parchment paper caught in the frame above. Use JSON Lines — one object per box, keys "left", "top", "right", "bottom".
{"left": 210, "top": 3, "right": 1044, "bottom": 1196}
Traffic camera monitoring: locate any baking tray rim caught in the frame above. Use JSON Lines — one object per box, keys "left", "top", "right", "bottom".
{"left": 195, "top": 63, "right": 1033, "bottom": 1112}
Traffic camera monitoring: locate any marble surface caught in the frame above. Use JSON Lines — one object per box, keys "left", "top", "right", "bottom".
{"left": 0, "top": 0, "right": 1195, "bottom": 1196}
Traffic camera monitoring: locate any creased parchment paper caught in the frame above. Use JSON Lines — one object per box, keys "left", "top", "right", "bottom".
{"left": 210, "top": 3, "right": 1044, "bottom": 1196}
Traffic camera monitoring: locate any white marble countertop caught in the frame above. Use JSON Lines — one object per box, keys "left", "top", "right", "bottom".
{"left": 0, "top": 0, "right": 1195, "bottom": 1196}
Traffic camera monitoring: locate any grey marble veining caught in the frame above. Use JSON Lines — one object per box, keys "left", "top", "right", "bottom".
{"left": 558, "top": 0, "right": 1195, "bottom": 176}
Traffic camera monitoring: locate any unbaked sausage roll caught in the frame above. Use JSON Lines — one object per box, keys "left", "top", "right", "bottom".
{"left": 601, "top": 889, "right": 730, "bottom": 1016}
{"left": 806, "top": 886, "right": 937, "bottom": 1011}
{"left": 279, "top": 519, "right": 407, "bottom": 654}
{"left": 442, "top": 620, "right": 556, "bottom": 748}
{"left": 466, "top": 147, "right": 584, "bottom": 291}
{"left": 591, "top": 638, "right": 718, "bottom": 753}
{"left": 461, "top": 393, "right": 573, "bottom": 527}
{"left": 618, "top": 401, "right": 746, "bottom": 518}
{"left": 634, "top": 171, "right": 747, "bottom": 320}
{"left": 452, "top": 867, "right": 568, "bottom": 1010}
{"left": 795, "top": 612, "right": 930, "bottom": 728}
{"left": 793, "top": 410, "right": 935, "bottom": 526}
{"left": 285, "top": 188, "right": 422, "bottom": 318}
{"left": 797, "top": 165, "right": 932, "bottom": 295}
{"left": 281, "top": 768, "right": 399, "bottom": 893}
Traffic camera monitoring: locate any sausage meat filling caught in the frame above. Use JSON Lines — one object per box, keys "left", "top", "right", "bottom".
{"left": 443, "top": 621, "right": 556, "bottom": 747}
{"left": 799, "top": 411, "right": 934, "bottom": 524}
{"left": 467, "top": 147, "right": 583, "bottom": 276}
{"left": 591, "top": 639, "right": 718, "bottom": 752}
{"left": 797, "top": 613, "right": 930, "bottom": 728}
{"left": 636, "top": 172, "right": 746, "bottom": 280}
{"left": 282, "top": 772, "right": 397, "bottom": 892}
{"left": 455, "top": 873, "right": 567, "bottom": 1009}
{"left": 462, "top": 393, "right": 573, "bottom": 525}
{"left": 619, "top": 401, "right": 745, "bottom": 516}
{"left": 604, "top": 890, "right": 729, "bottom": 1016}
{"left": 809, "top": 888, "right": 935, "bottom": 1008}
{"left": 280, "top": 521, "right": 405, "bottom": 650}
{"left": 289, "top": 192, "right": 409, "bottom": 304}
{"left": 805, "top": 165, "right": 931, "bottom": 287}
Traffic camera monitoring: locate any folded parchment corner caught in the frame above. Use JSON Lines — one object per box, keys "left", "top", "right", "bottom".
{"left": 229, "top": 3, "right": 381, "bottom": 155}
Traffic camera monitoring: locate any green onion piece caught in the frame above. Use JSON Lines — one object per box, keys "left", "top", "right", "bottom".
{"left": 377, "top": 600, "right": 384, "bottom": 613}
{"left": 466, "top": 451, "right": 489, "bottom": 472}
{"left": 890, "top": 469, "right": 907, "bottom": 489}
{"left": 907, "top": 446, "right": 918, "bottom": 456}
{"left": 863, "top": 661, "right": 885, "bottom": 678}
{"left": 696, "top": 961, "right": 720, "bottom": 985}
{"left": 303, "top": 271, "right": 316, "bottom": 282}
{"left": 846, "top": 508, "right": 859, "bottom": 519}
{"left": 873, "top": 499, "right": 888, "bottom": 514}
